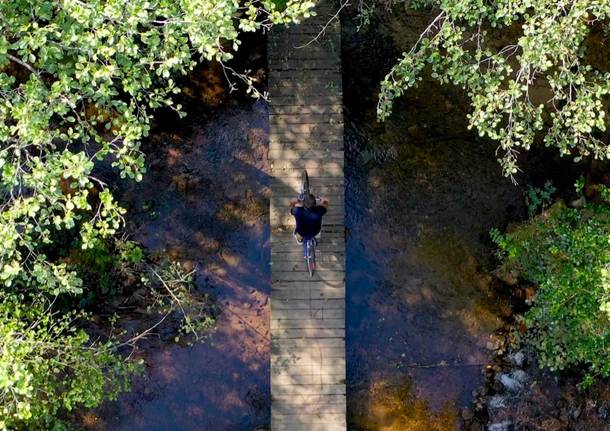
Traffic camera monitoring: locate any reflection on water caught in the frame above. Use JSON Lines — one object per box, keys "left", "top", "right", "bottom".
{"left": 92, "top": 100, "right": 272, "bottom": 430}
{"left": 351, "top": 376, "right": 457, "bottom": 431}
{"left": 343, "top": 9, "right": 523, "bottom": 430}
{"left": 345, "top": 115, "right": 519, "bottom": 429}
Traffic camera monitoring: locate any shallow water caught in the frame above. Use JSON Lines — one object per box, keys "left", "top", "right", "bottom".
{"left": 342, "top": 10, "right": 524, "bottom": 430}
{"left": 89, "top": 100, "right": 273, "bottom": 431}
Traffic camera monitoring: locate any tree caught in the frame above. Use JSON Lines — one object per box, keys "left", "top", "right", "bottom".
{"left": 0, "top": 293, "right": 137, "bottom": 430}
{"left": 492, "top": 185, "right": 610, "bottom": 385}
{"left": 0, "top": 0, "right": 314, "bottom": 428}
{"left": 377, "top": 0, "right": 610, "bottom": 177}
{"left": 0, "top": 0, "right": 314, "bottom": 302}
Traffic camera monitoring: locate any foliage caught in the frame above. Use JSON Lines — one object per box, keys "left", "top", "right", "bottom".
{"left": 492, "top": 187, "right": 610, "bottom": 385}
{"left": 147, "top": 261, "right": 215, "bottom": 344}
{"left": 70, "top": 239, "right": 146, "bottom": 307}
{"left": 0, "top": 0, "right": 315, "bottom": 302}
{"left": 377, "top": 0, "right": 610, "bottom": 177}
{"left": 0, "top": 0, "right": 314, "bottom": 427}
{"left": 524, "top": 180, "right": 555, "bottom": 218}
{"left": 0, "top": 293, "right": 139, "bottom": 431}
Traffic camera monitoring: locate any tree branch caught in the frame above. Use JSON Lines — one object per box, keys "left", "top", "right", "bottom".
{"left": 6, "top": 53, "right": 39, "bottom": 75}
{"left": 295, "top": 0, "right": 350, "bottom": 49}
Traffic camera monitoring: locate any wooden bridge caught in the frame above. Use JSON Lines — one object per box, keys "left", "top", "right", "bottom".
{"left": 268, "top": 2, "right": 346, "bottom": 430}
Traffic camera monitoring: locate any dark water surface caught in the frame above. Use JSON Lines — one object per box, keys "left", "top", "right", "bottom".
{"left": 342, "top": 11, "right": 524, "bottom": 430}
{"left": 86, "top": 10, "right": 547, "bottom": 430}
{"left": 91, "top": 99, "right": 272, "bottom": 431}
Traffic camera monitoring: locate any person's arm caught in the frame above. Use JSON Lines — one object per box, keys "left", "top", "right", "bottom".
{"left": 320, "top": 197, "right": 329, "bottom": 208}
{"left": 289, "top": 198, "right": 299, "bottom": 214}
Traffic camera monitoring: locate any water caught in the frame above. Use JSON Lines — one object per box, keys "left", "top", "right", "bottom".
{"left": 87, "top": 98, "right": 273, "bottom": 431}
{"left": 342, "top": 10, "right": 524, "bottom": 429}
{"left": 83, "top": 9, "right": 555, "bottom": 429}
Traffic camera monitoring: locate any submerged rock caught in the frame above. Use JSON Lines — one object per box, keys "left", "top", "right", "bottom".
{"left": 488, "top": 421, "right": 512, "bottom": 431}
{"left": 506, "top": 351, "right": 526, "bottom": 368}
{"left": 487, "top": 395, "right": 508, "bottom": 411}
{"left": 499, "top": 370, "right": 528, "bottom": 393}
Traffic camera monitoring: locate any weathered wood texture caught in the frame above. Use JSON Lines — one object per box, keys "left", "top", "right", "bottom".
{"left": 269, "top": 2, "right": 346, "bottom": 430}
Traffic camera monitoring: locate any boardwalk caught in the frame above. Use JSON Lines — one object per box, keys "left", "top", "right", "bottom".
{"left": 268, "top": 2, "right": 346, "bottom": 430}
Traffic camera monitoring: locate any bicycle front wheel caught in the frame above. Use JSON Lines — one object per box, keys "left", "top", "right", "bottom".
{"left": 301, "top": 170, "right": 310, "bottom": 197}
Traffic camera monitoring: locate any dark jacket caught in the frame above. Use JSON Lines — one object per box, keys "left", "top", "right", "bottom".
{"left": 291, "top": 205, "right": 327, "bottom": 238}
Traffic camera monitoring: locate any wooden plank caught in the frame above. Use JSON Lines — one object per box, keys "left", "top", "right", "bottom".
{"left": 269, "top": 34, "right": 341, "bottom": 48}
{"left": 271, "top": 252, "right": 345, "bottom": 262}
{"left": 269, "top": 104, "right": 342, "bottom": 116}
{"left": 270, "top": 95, "right": 342, "bottom": 106}
{"left": 268, "top": 149, "right": 343, "bottom": 160}
{"left": 269, "top": 113, "right": 343, "bottom": 123}
{"left": 269, "top": 140, "right": 343, "bottom": 150}
{"left": 271, "top": 370, "right": 346, "bottom": 385}
{"left": 271, "top": 289, "right": 345, "bottom": 301}
{"left": 269, "top": 1, "right": 346, "bottom": 428}
{"left": 273, "top": 328, "right": 344, "bottom": 339}
{"left": 272, "top": 190, "right": 345, "bottom": 202}
{"left": 271, "top": 384, "right": 346, "bottom": 397}
{"left": 272, "top": 298, "right": 345, "bottom": 310}
{"left": 271, "top": 232, "right": 345, "bottom": 242}
{"left": 270, "top": 114, "right": 342, "bottom": 124}
{"left": 269, "top": 164, "right": 344, "bottom": 174}
{"left": 270, "top": 177, "right": 345, "bottom": 190}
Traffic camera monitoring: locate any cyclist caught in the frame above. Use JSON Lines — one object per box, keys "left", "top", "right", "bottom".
{"left": 289, "top": 194, "right": 329, "bottom": 244}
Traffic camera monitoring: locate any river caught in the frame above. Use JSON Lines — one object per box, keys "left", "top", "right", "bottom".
{"left": 88, "top": 8, "right": 544, "bottom": 431}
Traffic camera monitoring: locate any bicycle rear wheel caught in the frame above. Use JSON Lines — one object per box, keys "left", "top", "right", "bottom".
{"left": 306, "top": 239, "right": 316, "bottom": 277}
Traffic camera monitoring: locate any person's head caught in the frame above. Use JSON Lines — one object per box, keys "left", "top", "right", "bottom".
{"left": 303, "top": 193, "right": 316, "bottom": 209}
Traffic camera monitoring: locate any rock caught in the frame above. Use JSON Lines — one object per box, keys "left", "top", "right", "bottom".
{"left": 488, "top": 395, "right": 508, "bottom": 410}
{"left": 486, "top": 336, "right": 502, "bottom": 351}
{"left": 507, "top": 351, "right": 526, "bottom": 367}
{"left": 569, "top": 196, "right": 586, "bottom": 208}
{"left": 570, "top": 405, "right": 582, "bottom": 420}
{"left": 488, "top": 421, "right": 512, "bottom": 431}
{"left": 500, "top": 370, "right": 528, "bottom": 393}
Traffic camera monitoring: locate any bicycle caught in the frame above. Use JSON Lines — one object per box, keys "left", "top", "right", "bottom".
{"left": 298, "top": 170, "right": 317, "bottom": 277}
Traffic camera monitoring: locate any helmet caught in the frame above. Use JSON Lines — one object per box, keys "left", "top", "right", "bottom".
{"left": 303, "top": 194, "right": 316, "bottom": 209}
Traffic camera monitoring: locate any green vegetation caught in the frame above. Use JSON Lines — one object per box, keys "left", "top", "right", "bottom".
{"left": 378, "top": 0, "right": 610, "bottom": 177}
{"left": 0, "top": 293, "right": 138, "bottom": 430}
{"left": 370, "top": 0, "right": 610, "bottom": 387}
{"left": 0, "top": 0, "right": 314, "bottom": 428}
{"left": 492, "top": 184, "right": 610, "bottom": 385}
{"left": 524, "top": 180, "right": 555, "bottom": 218}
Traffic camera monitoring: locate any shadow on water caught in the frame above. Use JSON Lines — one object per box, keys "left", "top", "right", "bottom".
{"left": 89, "top": 94, "right": 273, "bottom": 430}
{"left": 342, "top": 8, "right": 526, "bottom": 430}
